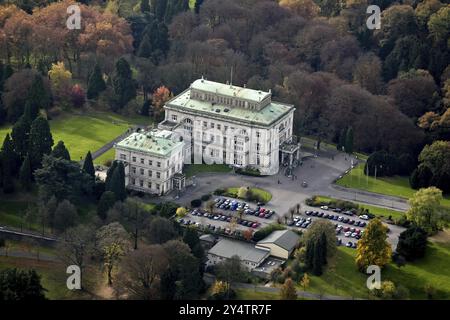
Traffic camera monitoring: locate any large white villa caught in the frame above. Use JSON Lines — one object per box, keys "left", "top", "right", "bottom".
{"left": 114, "top": 78, "right": 300, "bottom": 195}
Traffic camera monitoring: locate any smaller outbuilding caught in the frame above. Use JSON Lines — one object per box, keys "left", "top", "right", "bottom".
{"left": 256, "top": 230, "right": 300, "bottom": 260}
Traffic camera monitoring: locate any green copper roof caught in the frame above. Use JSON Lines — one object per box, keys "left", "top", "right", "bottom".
{"left": 166, "top": 89, "right": 294, "bottom": 127}
{"left": 115, "top": 131, "right": 183, "bottom": 157}
{"left": 191, "top": 78, "right": 271, "bottom": 102}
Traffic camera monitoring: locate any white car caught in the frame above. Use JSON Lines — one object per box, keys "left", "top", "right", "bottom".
{"left": 320, "top": 206, "right": 329, "bottom": 210}
{"left": 359, "top": 215, "right": 369, "bottom": 220}
{"left": 345, "top": 231, "right": 352, "bottom": 237}
{"left": 295, "top": 221, "right": 302, "bottom": 227}
{"left": 351, "top": 232, "right": 357, "bottom": 238}
{"left": 293, "top": 216, "right": 300, "bottom": 222}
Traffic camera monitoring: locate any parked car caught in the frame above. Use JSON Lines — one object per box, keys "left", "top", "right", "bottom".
{"left": 305, "top": 211, "right": 312, "bottom": 216}
{"left": 359, "top": 215, "right": 369, "bottom": 220}
{"left": 346, "top": 241, "right": 353, "bottom": 248}
{"left": 345, "top": 231, "right": 352, "bottom": 237}
{"left": 352, "top": 242, "right": 357, "bottom": 249}
{"left": 320, "top": 206, "right": 329, "bottom": 210}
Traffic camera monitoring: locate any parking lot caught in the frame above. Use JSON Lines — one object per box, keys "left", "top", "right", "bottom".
{"left": 178, "top": 197, "right": 277, "bottom": 235}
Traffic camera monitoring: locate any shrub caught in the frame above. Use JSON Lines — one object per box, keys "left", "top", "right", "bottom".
{"left": 191, "top": 199, "right": 202, "bottom": 208}
{"left": 396, "top": 226, "right": 428, "bottom": 261}
{"left": 201, "top": 194, "right": 211, "bottom": 201}
{"left": 253, "top": 224, "right": 286, "bottom": 241}
{"left": 213, "top": 188, "right": 225, "bottom": 195}
{"left": 235, "top": 166, "right": 261, "bottom": 177}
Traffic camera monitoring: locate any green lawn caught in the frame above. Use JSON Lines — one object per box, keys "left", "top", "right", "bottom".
{"left": 0, "top": 199, "right": 41, "bottom": 232}
{"left": 336, "top": 163, "right": 450, "bottom": 207}
{"left": 0, "top": 111, "right": 152, "bottom": 162}
{"left": 94, "top": 148, "right": 115, "bottom": 166}
{"left": 235, "top": 288, "right": 280, "bottom": 300}
{"left": 305, "top": 244, "right": 450, "bottom": 299}
{"left": 0, "top": 256, "right": 104, "bottom": 299}
{"left": 316, "top": 195, "right": 405, "bottom": 220}
{"left": 226, "top": 187, "right": 272, "bottom": 203}
{"left": 184, "top": 164, "right": 232, "bottom": 178}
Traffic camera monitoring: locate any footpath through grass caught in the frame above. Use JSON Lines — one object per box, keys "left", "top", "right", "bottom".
{"left": 336, "top": 163, "right": 450, "bottom": 207}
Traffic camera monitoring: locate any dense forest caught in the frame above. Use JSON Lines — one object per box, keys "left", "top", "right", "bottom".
{"left": 0, "top": 0, "right": 449, "bottom": 187}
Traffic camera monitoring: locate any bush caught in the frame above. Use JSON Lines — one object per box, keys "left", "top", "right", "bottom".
{"left": 253, "top": 224, "right": 286, "bottom": 242}
{"left": 201, "top": 194, "right": 211, "bottom": 201}
{"left": 235, "top": 166, "right": 261, "bottom": 177}
{"left": 191, "top": 199, "right": 202, "bottom": 208}
{"left": 396, "top": 227, "right": 428, "bottom": 261}
{"left": 213, "top": 188, "right": 225, "bottom": 196}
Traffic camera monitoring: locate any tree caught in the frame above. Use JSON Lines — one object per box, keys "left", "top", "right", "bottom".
{"left": 140, "top": 0, "right": 151, "bottom": 13}
{"left": 19, "top": 153, "right": 32, "bottom": 190}
{"left": 304, "top": 220, "right": 336, "bottom": 257}
{"left": 176, "top": 207, "right": 187, "bottom": 217}
{"left": 428, "top": 6, "right": 450, "bottom": 47}
{"left": 113, "top": 244, "right": 169, "bottom": 299}
{"left": 162, "top": 240, "right": 204, "bottom": 299}
{"left": 29, "top": 116, "right": 53, "bottom": 170}
{"left": 98, "top": 191, "right": 116, "bottom": 220}
{"left": 53, "top": 200, "right": 78, "bottom": 234}
{"left": 108, "top": 161, "right": 126, "bottom": 201}
{"left": 11, "top": 111, "right": 31, "bottom": 159}
{"left": 0, "top": 269, "right": 46, "bottom": 300}
{"left": 145, "top": 216, "right": 178, "bottom": 244}
{"left": 237, "top": 186, "right": 249, "bottom": 199}
{"left": 280, "top": 278, "right": 297, "bottom": 300}
{"left": 96, "top": 222, "right": 131, "bottom": 285}
{"left": 183, "top": 227, "right": 205, "bottom": 263}
{"left": 356, "top": 218, "right": 392, "bottom": 271}
{"left": 152, "top": 86, "right": 171, "bottom": 121}
{"left": 1, "top": 134, "right": 18, "bottom": 193}
{"left": 406, "top": 187, "right": 445, "bottom": 235}
{"left": 344, "top": 126, "right": 354, "bottom": 154}
{"left": 300, "top": 273, "right": 310, "bottom": 293}
{"left": 112, "top": 58, "right": 136, "bottom": 110}
{"left": 87, "top": 64, "right": 106, "bottom": 99}
{"left": 82, "top": 151, "right": 95, "bottom": 180}
{"left": 137, "top": 33, "right": 152, "bottom": 58}
{"left": 416, "top": 141, "right": 450, "bottom": 193}
{"left": 70, "top": 84, "right": 85, "bottom": 108}
{"left": 48, "top": 62, "right": 72, "bottom": 105}
{"left": 215, "top": 255, "right": 248, "bottom": 298}
{"left": 34, "top": 155, "right": 94, "bottom": 202}
{"left": 51, "top": 141, "right": 71, "bottom": 160}
{"left": 396, "top": 226, "right": 428, "bottom": 261}
{"left": 26, "top": 74, "right": 51, "bottom": 115}
{"left": 57, "top": 225, "right": 95, "bottom": 290}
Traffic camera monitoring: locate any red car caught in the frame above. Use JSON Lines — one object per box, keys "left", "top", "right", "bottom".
{"left": 259, "top": 212, "right": 265, "bottom": 218}
{"left": 259, "top": 208, "right": 266, "bottom": 214}
{"left": 251, "top": 223, "right": 258, "bottom": 228}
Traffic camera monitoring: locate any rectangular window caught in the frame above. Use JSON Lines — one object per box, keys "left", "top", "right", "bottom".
{"left": 140, "top": 168, "right": 144, "bottom": 175}
{"left": 131, "top": 178, "right": 136, "bottom": 185}
{"left": 132, "top": 167, "right": 136, "bottom": 174}
{"left": 172, "top": 115, "right": 177, "bottom": 121}
{"left": 148, "top": 181, "right": 152, "bottom": 189}
{"left": 157, "top": 162, "right": 161, "bottom": 168}
{"left": 148, "top": 170, "right": 152, "bottom": 177}
{"left": 157, "top": 172, "right": 161, "bottom": 179}
{"left": 140, "top": 158, "right": 144, "bottom": 164}
{"left": 149, "top": 160, "right": 153, "bottom": 166}
{"left": 120, "top": 154, "right": 127, "bottom": 160}
{"left": 132, "top": 156, "right": 136, "bottom": 162}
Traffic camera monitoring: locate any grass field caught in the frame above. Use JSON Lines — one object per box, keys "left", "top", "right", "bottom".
{"left": 315, "top": 195, "right": 405, "bottom": 220}
{"left": 305, "top": 243, "right": 450, "bottom": 299}
{"left": 0, "top": 111, "right": 152, "bottom": 163}
{"left": 336, "top": 163, "right": 450, "bottom": 207}
{"left": 0, "top": 199, "right": 41, "bottom": 232}
{"left": 235, "top": 288, "right": 280, "bottom": 300}
{"left": 184, "top": 164, "right": 232, "bottom": 178}
{"left": 226, "top": 187, "right": 273, "bottom": 203}
{"left": 0, "top": 256, "right": 105, "bottom": 299}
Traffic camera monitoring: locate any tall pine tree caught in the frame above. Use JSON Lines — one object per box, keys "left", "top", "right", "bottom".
{"left": 11, "top": 107, "right": 32, "bottom": 159}
{"left": 82, "top": 151, "right": 95, "bottom": 179}
{"left": 19, "top": 153, "right": 32, "bottom": 190}
{"left": 51, "top": 141, "right": 71, "bottom": 160}
{"left": 26, "top": 74, "right": 51, "bottom": 115}
{"left": 108, "top": 161, "right": 126, "bottom": 201}
{"left": 1, "top": 134, "right": 17, "bottom": 193}
{"left": 112, "top": 58, "right": 136, "bottom": 109}
{"left": 87, "top": 64, "right": 106, "bottom": 99}
{"left": 140, "top": 0, "right": 150, "bottom": 13}
{"left": 105, "top": 160, "right": 118, "bottom": 190}
{"left": 29, "top": 116, "right": 54, "bottom": 170}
